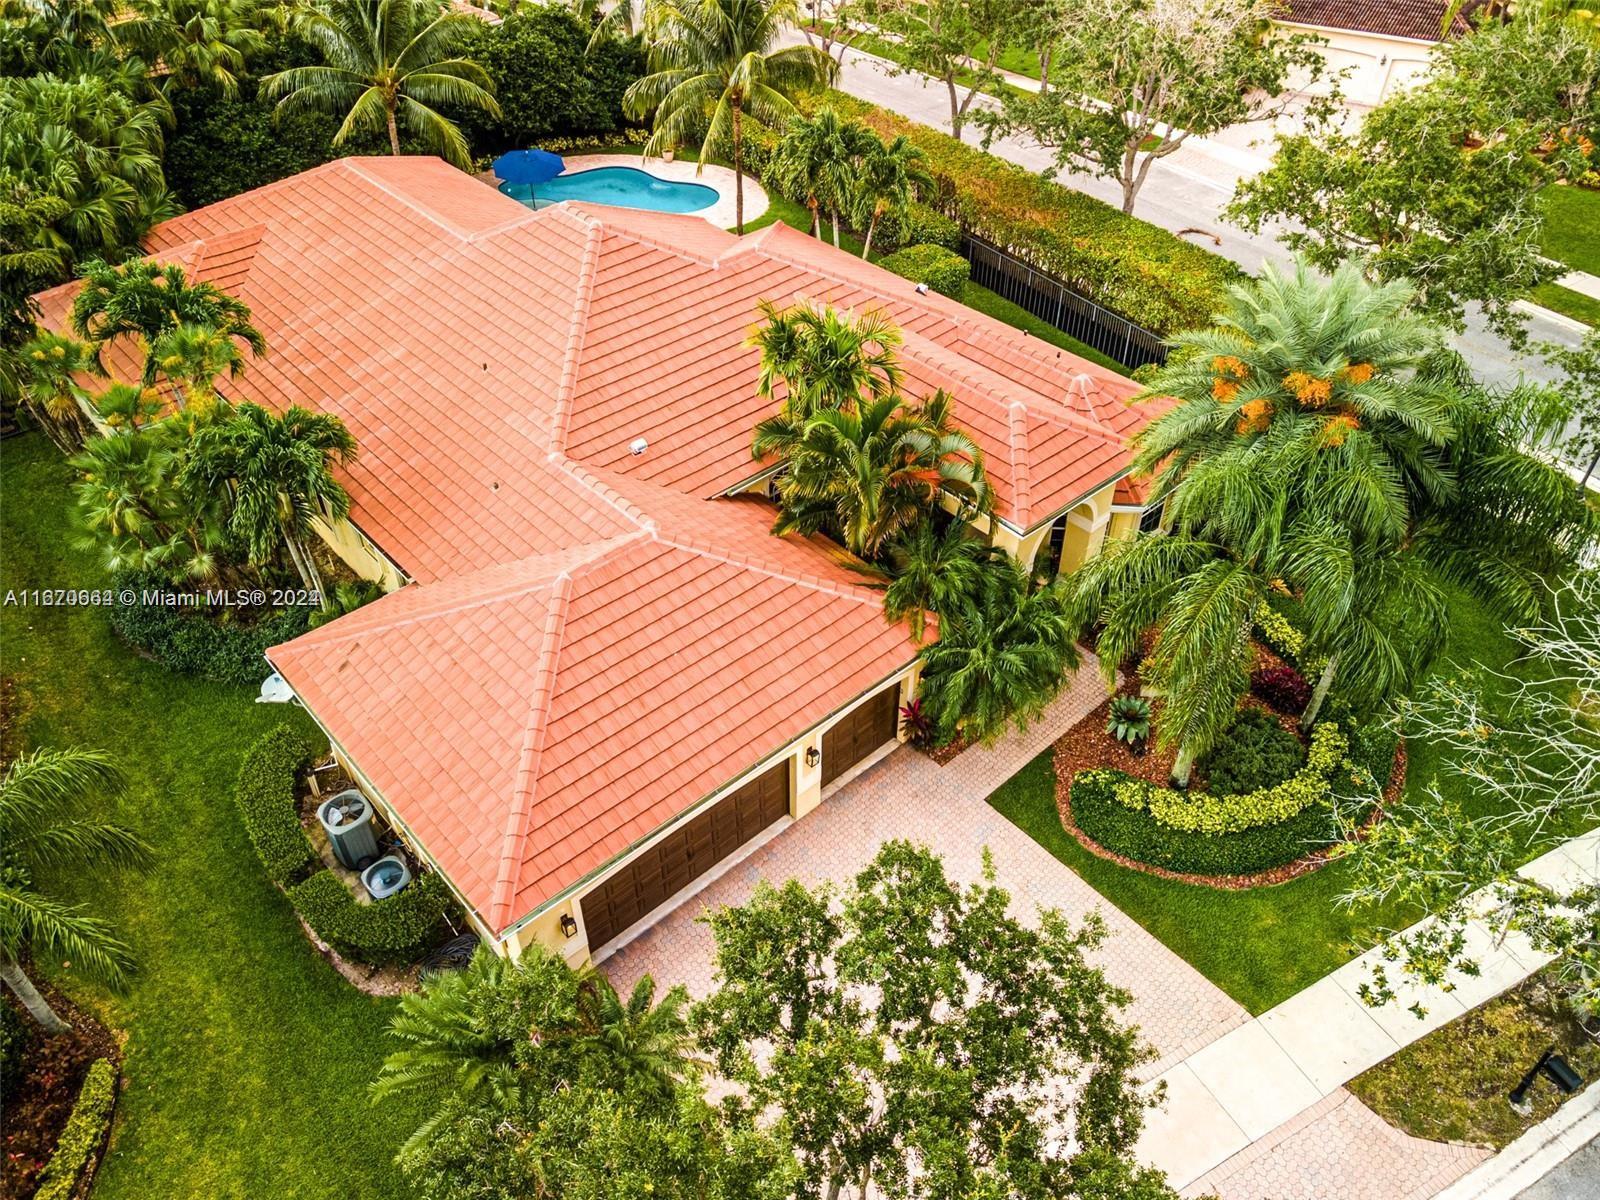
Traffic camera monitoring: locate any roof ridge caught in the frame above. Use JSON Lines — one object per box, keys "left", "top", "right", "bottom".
{"left": 553, "top": 455, "right": 660, "bottom": 534}
{"left": 652, "top": 521, "right": 887, "bottom": 611}
{"left": 487, "top": 569, "right": 573, "bottom": 931}
{"left": 548, "top": 221, "right": 603, "bottom": 455}
{"left": 341, "top": 158, "right": 485, "bottom": 243}
{"left": 1006, "top": 400, "right": 1034, "bottom": 521}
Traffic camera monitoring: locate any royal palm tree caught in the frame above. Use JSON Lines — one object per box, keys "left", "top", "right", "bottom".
{"left": 853, "top": 133, "right": 933, "bottom": 259}
{"left": 749, "top": 299, "right": 902, "bottom": 424}
{"left": 260, "top": 0, "right": 500, "bottom": 167}
{"left": 772, "top": 105, "right": 869, "bottom": 245}
{"left": 16, "top": 330, "right": 97, "bottom": 451}
{"left": 757, "top": 389, "right": 988, "bottom": 560}
{"left": 882, "top": 517, "right": 1004, "bottom": 643}
{"left": 182, "top": 402, "right": 356, "bottom": 603}
{"left": 70, "top": 258, "right": 266, "bottom": 388}
{"left": 112, "top": 0, "right": 270, "bottom": 98}
{"left": 918, "top": 553, "right": 1079, "bottom": 745}
{"left": 624, "top": 0, "right": 829, "bottom": 233}
{"left": 0, "top": 748, "right": 150, "bottom": 1032}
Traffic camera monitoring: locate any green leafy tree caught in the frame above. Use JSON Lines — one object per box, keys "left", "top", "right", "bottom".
{"left": 986, "top": 0, "right": 1326, "bottom": 215}
{"left": 919, "top": 551, "right": 1078, "bottom": 745}
{"left": 772, "top": 105, "right": 872, "bottom": 243}
{"left": 0, "top": 748, "right": 151, "bottom": 1032}
{"left": 112, "top": 0, "right": 270, "bottom": 98}
{"left": 70, "top": 258, "right": 267, "bottom": 388}
{"left": 623, "top": 0, "right": 830, "bottom": 232}
{"left": 1227, "top": 17, "right": 1600, "bottom": 339}
{"left": 1540, "top": 330, "right": 1600, "bottom": 487}
{"left": 695, "top": 840, "right": 1172, "bottom": 1200}
{"left": 749, "top": 298, "right": 903, "bottom": 422}
{"left": 1, "top": 183, "right": 70, "bottom": 404}
{"left": 864, "top": 0, "right": 1028, "bottom": 142}
{"left": 852, "top": 132, "right": 932, "bottom": 258}
{"left": 260, "top": 0, "right": 501, "bottom": 166}
{"left": 181, "top": 401, "right": 357, "bottom": 602}
{"left": 756, "top": 389, "right": 990, "bottom": 560}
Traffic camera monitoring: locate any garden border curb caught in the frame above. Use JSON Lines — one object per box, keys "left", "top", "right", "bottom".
{"left": 1430, "top": 1084, "right": 1599, "bottom": 1200}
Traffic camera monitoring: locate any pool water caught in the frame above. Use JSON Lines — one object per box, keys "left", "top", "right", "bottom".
{"left": 501, "top": 166, "right": 718, "bottom": 214}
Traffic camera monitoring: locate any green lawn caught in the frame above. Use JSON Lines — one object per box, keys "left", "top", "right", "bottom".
{"left": 987, "top": 582, "right": 1589, "bottom": 1015}
{"left": 3, "top": 436, "right": 423, "bottom": 1199}
{"left": 1529, "top": 281, "right": 1599, "bottom": 327}
{"left": 1541, "top": 183, "right": 1600, "bottom": 277}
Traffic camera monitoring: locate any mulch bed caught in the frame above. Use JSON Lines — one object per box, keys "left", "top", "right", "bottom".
{"left": 921, "top": 732, "right": 976, "bottom": 765}
{"left": 1, "top": 977, "right": 120, "bottom": 1200}
{"left": 1051, "top": 698, "right": 1408, "bottom": 890}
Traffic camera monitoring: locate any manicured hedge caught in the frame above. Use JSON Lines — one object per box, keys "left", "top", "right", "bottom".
{"left": 879, "top": 244, "right": 971, "bottom": 298}
{"left": 817, "top": 92, "right": 1242, "bottom": 333}
{"left": 110, "top": 570, "right": 309, "bottom": 686}
{"left": 289, "top": 871, "right": 452, "bottom": 967}
{"left": 1071, "top": 772, "right": 1354, "bottom": 876}
{"left": 234, "top": 726, "right": 317, "bottom": 886}
{"left": 235, "top": 726, "right": 453, "bottom": 966}
{"left": 875, "top": 202, "right": 962, "bottom": 253}
{"left": 1202, "top": 708, "right": 1306, "bottom": 795}
{"left": 33, "top": 1058, "right": 115, "bottom": 1200}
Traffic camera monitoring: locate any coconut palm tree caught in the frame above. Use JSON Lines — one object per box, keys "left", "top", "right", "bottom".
{"left": 0, "top": 748, "right": 150, "bottom": 1032}
{"left": 853, "top": 133, "right": 933, "bottom": 259}
{"left": 749, "top": 299, "right": 902, "bottom": 426}
{"left": 882, "top": 516, "right": 1004, "bottom": 643}
{"left": 181, "top": 402, "right": 356, "bottom": 603}
{"left": 772, "top": 105, "right": 870, "bottom": 245}
{"left": 260, "top": 0, "right": 500, "bottom": 167}
{"left": 758, "top": 389, "right": 988, "bottom": 560}
{"left": 16, "top": 330, "right": 98, "bottom": 451}
{"left": 112, "top": 0, "right": 270, "bottom": 98}
{"left": 70, "top": 258, "right": 266, "bottom": 388}
{"left": 624, "top": 0, "right": 829, "bottom": 233}
{"left": 918, "top": 553, "right": 1079, "bottom": 745}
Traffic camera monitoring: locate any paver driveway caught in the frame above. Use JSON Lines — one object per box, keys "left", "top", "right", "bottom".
{"left": 602, "top": 661, "right": 1249, "bottom": 1072}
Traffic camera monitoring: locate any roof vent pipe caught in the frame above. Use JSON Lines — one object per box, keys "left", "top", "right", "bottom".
{"left": 629, "top": 437, "right": 649, "bottom": 456}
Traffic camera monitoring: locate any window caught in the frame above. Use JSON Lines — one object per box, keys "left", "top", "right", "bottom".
{"left": 1139, "top": 500, "right": 1166, "bottom": 534}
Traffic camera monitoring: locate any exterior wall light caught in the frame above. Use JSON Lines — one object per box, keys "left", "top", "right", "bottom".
{"left": 805, "top": 746, "right": 821, "bottom": 769}
{"left": 559, "top": 913, "right": 578, "bottom": 939}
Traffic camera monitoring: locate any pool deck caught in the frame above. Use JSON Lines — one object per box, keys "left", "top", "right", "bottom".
{"left": 487, "top": 153, "right": 768, "bottom": 232}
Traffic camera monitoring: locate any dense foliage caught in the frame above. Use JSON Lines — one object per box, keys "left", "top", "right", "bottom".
{"left": 879, "top": 243, "right": 970, "bottom": 297}
{"left": 32, "top": 1058, "right": 116, "bottom": 1200}
{"left": 1201, "top": 708, "right": 1307, "bottom": 795}
{"left": 232, "top": 725, "right": 317, "bottom": 885}
{"left": 110, "top": 573, "right": 312, "bottom": 685}
{"left": 1250, "top": 664, "right": 1311, "bottom": 715}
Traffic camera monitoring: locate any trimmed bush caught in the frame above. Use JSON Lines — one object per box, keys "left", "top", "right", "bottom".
{"left": 1202, "top": 709, "right": 1306, "bottom": 795}
{"left": 875, "top": 202, "right": 962, "bottom": 253}
{"left": 879, "top": 244, "right": 971, "bottom": 298}
{"left": 1095, "top": 722, "right": 1348, "bottom": 835}
{"left": 33, "top": 1058, "right": 115, "bottom": 1200}
{"left": 1070, "top": 771, "right": 1354, "bottom": 876}
{"left": 1251, "top": 665, "right": 1311, "bottom": 715}
{"left": 234, "top": 726, "right": 317, "bottom": 886}
{"left": 289, "top": 870, "right": 452, "bottom": 966}
{"left": 110, "top": 570, "right": 310, "bottom": 686}
{"left": 817, "top": 92, "right": 1242, "bottom": 333}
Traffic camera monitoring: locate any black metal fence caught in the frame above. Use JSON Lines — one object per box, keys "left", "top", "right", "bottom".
{"left": 961, "top": 235, "right": 1168, "bottom": 371}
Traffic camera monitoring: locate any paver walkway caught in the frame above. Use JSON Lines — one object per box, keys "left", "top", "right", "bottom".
{"left": 604, "top": 657, "right": 1249, "bottom": 1071}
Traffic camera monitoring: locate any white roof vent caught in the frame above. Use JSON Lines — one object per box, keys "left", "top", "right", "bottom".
{"left": 914, "top": 282, "right": 929, "bottom": 295}
{"left": 629, "top": 436, "right": 649, "bottom": 456}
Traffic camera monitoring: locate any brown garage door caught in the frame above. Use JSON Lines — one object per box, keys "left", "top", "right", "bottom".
{"left": 821, "top": 687, "right": 901, "bottom": 789}
{"left": 582, "top": 759, "right": 789, "bottom": 951}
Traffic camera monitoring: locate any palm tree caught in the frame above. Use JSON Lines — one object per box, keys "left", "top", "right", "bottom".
{"left": 152, "top": 321, "right": 247, "bottom": 412}
{"left": 748, "top": 299, "right": 902, "bottom": 424}
{"left": 112, "top": 0, "right": 270, "bottom": 98}
{"left": 918, "top": 553, "right": 1079, "bottom": 745}
{"left": 853, "top": 133, "right": 933, "bottom": 259}
{"left": 0, "top": 748, "right": 151, "bottom": 1032}
{"left": 772, "top": 106, "right": 869, "bottom": 245}
{"left": 181, "top": 402, "right": 356, "bottom": 603}
{"left": 757, "top": 389, "right": 989, "bottom": 560}
{"left": 575, "top": 0, "right": 640, "bottom": 53}
{"left": 16, "top": 331, "right": 98, "bottom": 451}
{"left": 260, "top": 0, "right": 500, "bottom": 167}
{"left": 624, "top": 0, "right": 829, "bottom": 233}
{"left": 70, "top": 258, "right": 266, "bottom": 388}
{"left": 575, "top": 970, "right": 695, "bottom": 1099}
{"left": 882, "top": 517, "right": 1004, "bottom": 643}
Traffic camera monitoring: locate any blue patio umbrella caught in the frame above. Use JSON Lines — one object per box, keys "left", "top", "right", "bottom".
{"left": 492, "top": 148, "right": 565, "bottom": 185}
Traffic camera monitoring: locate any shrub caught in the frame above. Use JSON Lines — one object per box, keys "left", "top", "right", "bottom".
{"left": 234, "top": 726, "right": 317, "bottom": 886}
{"left": 288, "top": 870, "right": 452, "bottom": 966}
{"left": 875, "top": 202, "right": 962, "bottom": 253}
{"left": 1105, "top": 694, "right": 1151, "bottom": 745}
{"left": 110, "top": 570, "right": 310, "bottom": 686}
{"left": 879, "top": 244, "right": 971, "bottom": 298}
{"left": 1251, "top": 665, "right": 1311, "bottom": 714}
{"left": 1099, "top": 722, "right": 1348, "bottom": 835}
{"left": 33, "top": 1058, "right": 115, "bottom": 1200}
{"left": 1202, "top": 709, "right": 1306, "bottom": 795}
{"left": 1070, "top": 771, "right": 1354, "bottom": 876}
{"left": 816, "top": 92, "right": 1242, "bottom": 332}
{"left": 0, "top": 999, "right": 28, "bottom": 1097}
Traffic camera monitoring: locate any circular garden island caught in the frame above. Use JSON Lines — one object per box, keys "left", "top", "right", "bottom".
{"left": 1054, "top": 616, "right": 1405, "bottom": 888}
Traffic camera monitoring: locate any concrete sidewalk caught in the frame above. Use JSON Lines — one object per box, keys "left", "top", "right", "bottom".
{"left": 1136, "top": 829, "right": 1600, "bottom": 1191}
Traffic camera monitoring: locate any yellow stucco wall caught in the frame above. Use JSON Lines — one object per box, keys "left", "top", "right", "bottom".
{"left": 309, "top": 515, "right": 406, "bottom": 592}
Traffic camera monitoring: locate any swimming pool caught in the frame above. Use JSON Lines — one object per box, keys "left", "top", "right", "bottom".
{"left": 500, "top": 165, "right": 719, "bottom": 214}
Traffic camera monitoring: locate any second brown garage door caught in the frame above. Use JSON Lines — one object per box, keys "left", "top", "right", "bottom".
{"left": 821, "top": 687, "right": 901, "bottom": 789}
{"left": 582, "top": 759, "right": 789, "bottom": 952}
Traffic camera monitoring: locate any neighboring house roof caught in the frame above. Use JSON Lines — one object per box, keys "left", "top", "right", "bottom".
{"left": 1275, "top": 0, "right": 1480, "bottom": 41}
{"left": 34, "top": 156, "right": 1160, "bottom": 933}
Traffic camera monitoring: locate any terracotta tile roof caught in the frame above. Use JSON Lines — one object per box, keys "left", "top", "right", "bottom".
{"left": 1274, "top": 0, "right": 1479, "bottom": 40}
{"left": 35, "top": 156, "right": 1161, "bottom": 932}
